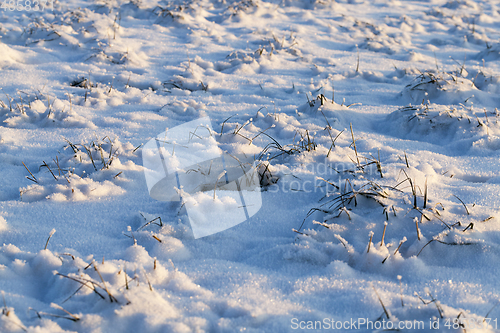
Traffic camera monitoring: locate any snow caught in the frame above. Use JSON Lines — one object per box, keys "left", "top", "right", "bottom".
{"left": 1, "top": 0, "right": 500, "bottom": 332}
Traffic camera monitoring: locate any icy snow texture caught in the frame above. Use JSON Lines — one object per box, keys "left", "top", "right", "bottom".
{"left": 0, "top": 0, "right": 500, "bottom": 332}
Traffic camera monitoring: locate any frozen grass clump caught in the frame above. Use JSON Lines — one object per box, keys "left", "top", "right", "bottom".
{"left": 0, "top": 90, "right": 95, "bottom": 129}
{"left": 385, "top": 102, "right": 500, "bottom": 142}
{"left": 476, "top": 43, "right": 500, "bottom": 62}
{"left": 288, "top": 117, "right": 500, "bottom": 288}
{"left": 19, "top": 136, "right": 139, "bottom": 202}
{"left": 400, "top": 70, "right": 478, "bottom": 105}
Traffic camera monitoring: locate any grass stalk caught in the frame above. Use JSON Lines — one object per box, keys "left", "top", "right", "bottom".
{"left": 22, "top": 161, "right": 38, "bottom": 183}
{"left": 51, "top": 303, "right": 80, "bottom": 322}
{"left": 93, "top": 261, "right": 118, "bottom": 303}
{"left": 483, "top": 300, "right": 500, "bottom": 323}
{"left": 42, "top": 161, "right": 58, "bottom": 180}
{"left": 44, "top": 229, "right": 56, "bottom": 250}
{"left": 213, "top": 170, "right": 227, "bottom": 200}
{"left": 355, "top": 45, "right": 360, "bottom": 73}
{"left": 415, "top": 217, "right": 421, "bottom": 241}
{"left": 371, "top": 284, "right": 390, "bottom": 319}
{"left": 423, "top": 177, "right": 428, "bottom": 209}
{"left": 380, "top": 221, "right": 387, "bottom": 247}
{"left": 367, "top": 231, "right": 374, "bottom": 253}
{"left": 453, "top": 194, "right": 470, "bottom": 215}
{"left": 397, "top": 275, "right": 404, "bottom": 307}
{"left": 56, "top": 273, "right": 105, "bottom": 300}
{"left": 394, "top": 237, "right": 407, "bottom": 256}
{"left": 124, "top": 265, "right": 129, "bottom": 290}
{"left": 350, "top": 123, "right": 360, "bottom": 167}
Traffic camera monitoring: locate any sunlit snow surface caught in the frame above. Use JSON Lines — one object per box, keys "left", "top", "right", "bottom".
{"left": 1, "top": 0, "right": 500, "bottom": 332}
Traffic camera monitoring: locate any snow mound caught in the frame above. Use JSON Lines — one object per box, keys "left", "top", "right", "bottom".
{"left": 385, "top": 103, "right": 500, "bottom": 146}
{"left": 1, "top": 95, "right": 95, "bottom": 129}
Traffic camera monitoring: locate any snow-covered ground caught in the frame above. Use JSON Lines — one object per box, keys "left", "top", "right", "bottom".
{"left": 1, "top": 0, "right": 500, "bottom": 331}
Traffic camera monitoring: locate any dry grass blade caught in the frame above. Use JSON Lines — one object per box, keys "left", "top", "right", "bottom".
{"left": 1, "top": 89, "right": 13, "bottom": 112}
{"left": 53, "top": 157, "right": 61, "bottom": 176}
{"left": 132, "top": 143, "right": 143, "bottom": 153}
{"left": 29, "top": 308, "right": 78, "bottom": 322}
{"left": 380, "top": 222, "right": 387, "bottom": 246}
{"left": 411, "top": 178, "right": 417, "bottom": 208}
{"left": 292, "top": 228, "right": 308, "bottom": 236}
{"left": 93, "top": 261, "right": 118, "bottom": 303}
{"left": 334, "top": 234, "right": 347, "bottom": 248}
{"left": 397, "top": 275, "right": 404, "bottom": 307}
{"left": 56, "top": 273, "right": 105, "bottom": 300}
{"left": 82, "top": 144, "right": 97, "bottom": 171}
{"left": 234, "top": 119, "right": 250, "bottom": 135}
{"left": 394, "top": 237, "right": 406, "bottom": 255}
{"left": 316, "top": 177, "right": 340, "bottom": 190}
{"left": 213, "top": 170, "right": 227, "bottom": 200}
{"left": 51, "top": 303, "right": 80, "bottom": 321}
{"left": 453, "top": 194, "right": 470, "bottom": 215}
{"left": 142, "top": 269, "right": 154, "bottom": 292}
{"left": 428, "top": 209, "right": 451, "bottom": 229}
{"left": 463, "top": 222, "right": 473, "bottom": 232}
{"left": 22, "top": 161, "right": 38, "bottom": 183}
{"left": 327, "top": 129, "right": 344, "bottom": 158}
{"left": 417, "top": 237, "right": 475, "bottom": 256}
{"left": 400, "top": 169, "right": 417, "bottom": 208}
{"left": 298, "top": 207, "right": 330, "bottom": 231}
{"left": 355, "top": 45, "right": 360, "bottom": 73}
{"left": 376, "top": 150, "right": 383, "bottom": 178}
{"left": 349, "top": 123, "right": 360, "bottom": 167}
{"left": 137, "top": 216, "right": 163, "bottom": 231}
{"left": 371, "top": 284, "right": 390, "bottom": 319}
{"left": 415, "top": 217, "right": 421, "bottom": 241}
{"left": 367, "top": 231, "right": 374, "bottom": 253}
{"left": 42, "top": 161, "right": 58, "bottom": 180}
{"left": 220, "top": 115, "right": 236, "bottom": 135}
{"left": 44, "top": 229, "right": 56, "bottom": 250}
{"left": 1, "top": 291, "right": 7, "bottom": 313}
{"left": 63, "top": 137, "right": 79, "bottom": 154}
{"left": 423, "top": 177, "right": 428, "bottom": 209}
{"left": 483, "top": 300, "right": 500, "bottom": 322}
{"left": 427, "top": 290, "right": 445, "bottom": 318}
